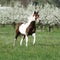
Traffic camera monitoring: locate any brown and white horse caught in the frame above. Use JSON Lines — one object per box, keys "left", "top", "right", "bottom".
{"left": 13, "top": 11, "right": 39, "bottom": 47}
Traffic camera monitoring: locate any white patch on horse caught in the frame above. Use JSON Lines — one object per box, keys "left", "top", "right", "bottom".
{"left": 19, "top": 15, "right": 35, "bottom": 35}
{"left": 32, "top": 33, "right": 36, "bottom": 45}
{"left": 25, "top": 35, "right": 28, "bottom": 47}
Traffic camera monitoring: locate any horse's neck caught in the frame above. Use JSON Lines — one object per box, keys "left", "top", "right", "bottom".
{"left": 28, "top": 15, "right": 35, "bottom": 23}
{"left": 25, "top": 15, "right": 35, "bottom": 28}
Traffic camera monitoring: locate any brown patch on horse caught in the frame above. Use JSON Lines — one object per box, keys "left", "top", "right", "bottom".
{"left": 15, "top": 22, "right": 23, "bottom": 39}
{"left": 26, "top": 21, "right": 36, "bottom": 35}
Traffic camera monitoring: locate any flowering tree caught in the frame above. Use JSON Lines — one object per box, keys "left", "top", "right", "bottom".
{"left": 0, "top": 3, "right": 60, "bottom": 27}
{"left": 39, "top": 3, "right": 60, "bottom": 25}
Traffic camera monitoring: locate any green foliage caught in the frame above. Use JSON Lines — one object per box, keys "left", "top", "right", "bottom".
{"left": 0, "top": 0, "right": 60, "bottom": 7}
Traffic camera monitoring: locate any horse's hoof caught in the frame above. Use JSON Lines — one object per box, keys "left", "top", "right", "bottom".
{"left": 20, "top": 43, "right": 22, "bottom": 46}
{"left": 26, "top": 44, "right": 28, "bottom": 47}
{"left": 13, "top": 44, "right": 15, "bottom": 47}
{"left": 33, "top": 43, "right": 35, "bottom": 45}
{"left": 20, "top": 44, "right": 23, "bottom": 46}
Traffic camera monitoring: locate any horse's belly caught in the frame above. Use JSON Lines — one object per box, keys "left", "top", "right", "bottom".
{"left": 19, "top": 24, "right": 26, "bottom": 35}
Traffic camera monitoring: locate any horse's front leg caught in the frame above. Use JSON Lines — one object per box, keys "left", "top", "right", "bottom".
{"left": 32, "top": 33, "right": 36, "bottom": 45}
{"left": 25, "top": 35, "right": 28, "bottom": 47}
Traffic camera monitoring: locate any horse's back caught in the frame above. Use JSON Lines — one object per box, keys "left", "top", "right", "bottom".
{"left": 16, "top": 22, "right": 23, "bottom": 29}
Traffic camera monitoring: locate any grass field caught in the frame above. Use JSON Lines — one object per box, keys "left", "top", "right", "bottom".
{"left": 0, "top": 25, "right": 60, "bottom": 60}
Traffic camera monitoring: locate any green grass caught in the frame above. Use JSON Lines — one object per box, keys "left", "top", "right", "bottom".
{"left": 0, "top": 25, "right": 60, "bottom": 60}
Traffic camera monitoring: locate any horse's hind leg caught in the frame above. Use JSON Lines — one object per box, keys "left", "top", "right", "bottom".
{"left": 20, "top": 35, "right": 25, "bottom": 46}
{"left": 15, "top": 31, "right": 20, "bottom": 40}
{"left": 13, "top": 29, "right": 20, "bottom": 46}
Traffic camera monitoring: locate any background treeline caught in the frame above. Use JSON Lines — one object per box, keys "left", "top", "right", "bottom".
{"left": 0, "top": 0, "right": 60, "bottom": 7}
{"left": 0, "top": 0, "right": 60, "bottom": 31}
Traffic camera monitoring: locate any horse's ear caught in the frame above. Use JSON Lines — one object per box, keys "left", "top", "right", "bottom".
{"left": 34, "top": 11, "right": 39, "bottom": 14}
{"left": 34, "top": 11, "right": 36, "bottom": 14}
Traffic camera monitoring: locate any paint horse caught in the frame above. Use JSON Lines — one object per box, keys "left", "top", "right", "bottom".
{"left": 13, "top": 11, "right": 39, "bottom": 47}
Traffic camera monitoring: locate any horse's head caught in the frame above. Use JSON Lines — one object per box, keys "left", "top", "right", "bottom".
{"left": 33, "top": 11, "right": 39, "bottom": 21}
{"left": 28, "top": 11, "right": 39, "bottom": 23}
